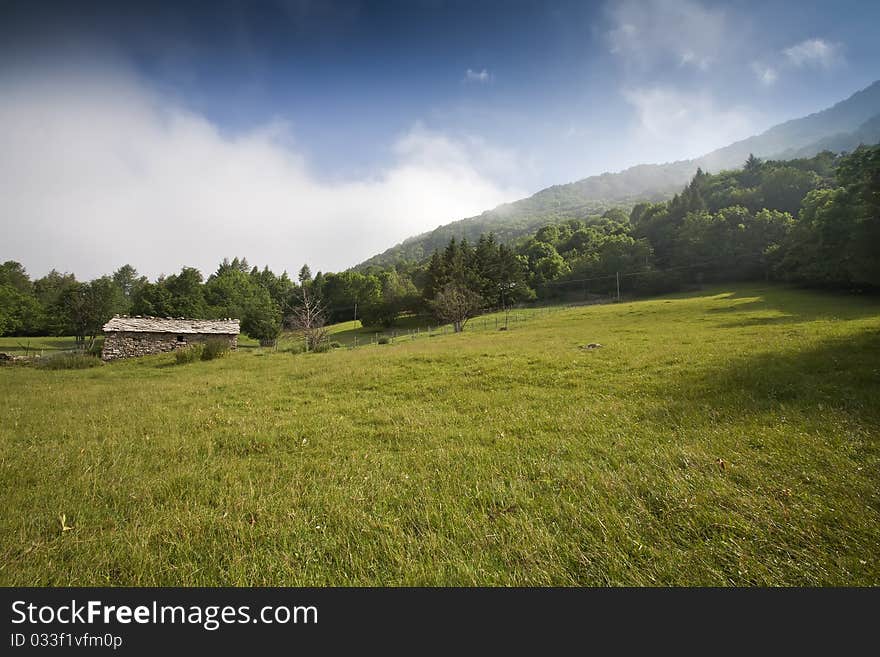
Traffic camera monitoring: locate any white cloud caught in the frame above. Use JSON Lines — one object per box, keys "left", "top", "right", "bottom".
{"left": 750, "top": 38, "right": 842, "bottom": 86}
{"left": 0, "top": 66, "right": 523, "bottom": 280}
{"left": 751, "top": 62, "right": 778, "bottom": 86}
{"left": 623, "top": 86, "right": 757, "bottom": 162}
{"left": 606, "top": 0, "right": 727, "bottom": 72}
{"left": 394, "top": 124, "right": 527, "bottom": 184}
{"left": 464, "top": 68, "right": 490, "bottom": 83}
{"left": 783, "top": 38, "right": 841, "bottom": 69}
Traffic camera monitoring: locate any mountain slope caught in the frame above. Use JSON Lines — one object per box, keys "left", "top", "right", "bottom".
{"left": 772, "top": 113, "right": 880, "bottom": 160}
{"left": 355, "top": 80, "right": 880, "bottom": 270}
{"left": 700, "top": 80, "right": 880, "bottom": 170}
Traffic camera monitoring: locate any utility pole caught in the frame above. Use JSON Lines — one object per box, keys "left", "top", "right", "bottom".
{"left": 616, "top": 272, "right": 620, "bottom": 302}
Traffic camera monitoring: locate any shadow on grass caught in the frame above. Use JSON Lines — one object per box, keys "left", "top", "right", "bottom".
{"left": 646, "top": 327, "right": 880, "bottom": 426}
{"left": 704, "top": 287, "right": 880, "bottom": 328}
{"left": 716, "top": 316, "right": 797, "bottom": 328}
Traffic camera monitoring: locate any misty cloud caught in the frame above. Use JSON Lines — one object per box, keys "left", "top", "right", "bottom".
{"left": 752, "top": 62, "right": 778, "bottom": 86}
{"left": 783, "top": 38, "right": 842, "bottom": 69}
{"left": 464, "top": 68, "right": 490, "bottom": 83}
{"left": 622, "top": 86, "right": 757, "bottom": 161}
{"left": 605, "top": 0, "right": 728, "bottom": 72}
{"left": 751, "top": 38, "right": 842, "bottom": 87}
{"left": 0, "top": 64, "right": 523, "bottom": 280}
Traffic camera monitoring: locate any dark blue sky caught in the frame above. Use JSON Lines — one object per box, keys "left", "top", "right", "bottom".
{"left": 2, "top": 0, "right": 879, "bottom": 277}
{"left": 6, "top": 0, "right": 878, "bottom": 185}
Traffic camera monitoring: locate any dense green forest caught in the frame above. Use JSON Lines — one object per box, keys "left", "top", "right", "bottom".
{"left": 1, "top": 144, "right": 878, "bottom": 345}
{"left": 357, "top": 81, "right": 880, "bottom": 270}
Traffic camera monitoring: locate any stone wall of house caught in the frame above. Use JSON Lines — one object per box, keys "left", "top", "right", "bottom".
{"left": 101, "top": 332, "right": 238, "bottom": 361}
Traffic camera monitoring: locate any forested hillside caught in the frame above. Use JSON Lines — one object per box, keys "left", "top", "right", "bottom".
{"left": 408, "top": 146, "right": 879, "bottom": 319}
{"left": 775, "top": 114, "right": 880, "bottom": 160}
{"left": 356, "top": 80, "right": 880, "bottom": 270}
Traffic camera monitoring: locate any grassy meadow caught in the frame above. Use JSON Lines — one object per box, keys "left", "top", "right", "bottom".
{"left": 0, "top": 335, "right": 84, "bottom": 355}
{"left": 1, "top": 284, "right": 878, "bottom": 586}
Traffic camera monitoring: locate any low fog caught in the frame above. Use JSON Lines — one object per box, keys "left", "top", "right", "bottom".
{"left": 0, "top": 62, "right": 524, "bottom": 280}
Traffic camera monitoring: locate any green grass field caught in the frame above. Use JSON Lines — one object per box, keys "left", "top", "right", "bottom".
{"left": 1, "top": 285, "right": 878, "bottom": 585}
{"left": 0, "top": 335, "right": 83, "bottom": 355}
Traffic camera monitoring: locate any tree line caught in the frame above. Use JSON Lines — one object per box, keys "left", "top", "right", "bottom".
{"left": 1, "top": 144, "right": 877, "bottom": 344}
{"left": 414, "top": 144, "right": 878, "bottom": 308}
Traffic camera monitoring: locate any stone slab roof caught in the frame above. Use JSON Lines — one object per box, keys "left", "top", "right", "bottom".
{"left": 102, "top": 316, "right": 240, "bottom": 334}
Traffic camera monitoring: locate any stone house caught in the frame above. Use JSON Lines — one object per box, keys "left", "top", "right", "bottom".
{"left": 101, "top": 316, "right": 240, "bottom": 361}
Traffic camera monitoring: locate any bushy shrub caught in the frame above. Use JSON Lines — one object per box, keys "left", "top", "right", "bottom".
{"left": 282, "top": 341, "right": 307, "bottom": 355}
{"left": 174, "top": 344, "right": 204, "bottom": 364}
{"left": 201, "top": 338, "right": 230, "bottom": 361}
{"left": 37, "top": 353, "right": 103, "bottom": 370}
{"left": 329, "top": 341, "right": 342, "bottom": 349}
{"left": 311, "top": 340, "right": 332, "bottom": 353}
{"left": 377, "top": 336, "right": 390, "bottom": 345}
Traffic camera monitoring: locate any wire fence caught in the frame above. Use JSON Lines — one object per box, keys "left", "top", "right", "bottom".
{"left": 270, "top": 257, "right": 729, "bottom": 353}
{"left": 268, "top": 294, "right": 618, "bottom": 353}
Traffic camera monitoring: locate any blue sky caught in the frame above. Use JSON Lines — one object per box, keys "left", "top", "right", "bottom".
{"left": 2, "top": 0, "right": 879, "bottom": 278}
